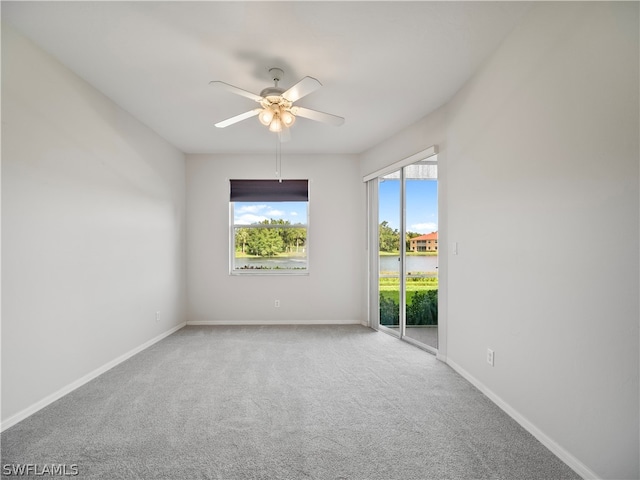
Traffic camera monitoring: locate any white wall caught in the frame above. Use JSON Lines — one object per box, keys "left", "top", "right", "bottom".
{"left": 3, "top": 2, "right": 638, "bottom": 477}
{"left": 361, "top": 3, "right": 639, "bottom": 479}
{"left": 187, "top": 153, "right": 365, "bottom": 324}
{"left": 1, "top": 25, "right": 187, "bottom": 425}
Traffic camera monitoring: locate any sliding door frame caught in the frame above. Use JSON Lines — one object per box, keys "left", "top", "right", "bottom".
{"left": 364, "top": 146, "right": 439, "bottom": 352}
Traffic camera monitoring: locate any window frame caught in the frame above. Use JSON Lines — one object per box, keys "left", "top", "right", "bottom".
{"left": 229, "top": 179, "right": 310, "bottom": 276}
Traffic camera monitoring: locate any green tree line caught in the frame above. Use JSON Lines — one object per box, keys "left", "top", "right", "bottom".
{"left": 379, "top": 221, "right": 424, "bottom": 252}
{"left": 236, "top": 219, "right": 306, "bottom": 257}
{"left": 380, "top": 290, "right": 438, "bottom": 326}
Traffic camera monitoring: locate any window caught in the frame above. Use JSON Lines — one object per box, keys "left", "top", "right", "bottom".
{"left": 230, "top": 179, "right": 309, "bottom": 275}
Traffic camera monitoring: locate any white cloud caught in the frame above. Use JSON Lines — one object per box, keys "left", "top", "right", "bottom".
{"left": 234, "top": 203, "right": 300, "bottom": 224}
{"left": 411, "top": 222, "right": 438, "bottom": 233}
{"left": 235, "top": 213, "right": 268, "bottom": 225}
{"left": 235, "top": 204, "right": 268, "bottom": 214}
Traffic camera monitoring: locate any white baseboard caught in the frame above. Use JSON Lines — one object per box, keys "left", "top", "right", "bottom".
{"left": 445, "top": 358, "right": 599, "bottom": 480}
{"left": 1, "top": 322, "right": 186, "bottom": 433}
{"left": 186, "top": 319, "right": 362, "bottom": 326}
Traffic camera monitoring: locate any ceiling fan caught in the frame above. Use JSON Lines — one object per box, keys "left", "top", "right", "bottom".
{"left": 210, "top": 68, "right": 344, "bottom": 140}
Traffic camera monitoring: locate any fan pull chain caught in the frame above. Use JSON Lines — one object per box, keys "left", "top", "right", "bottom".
{"left": 276, "top": 133, "right": 282, "bottom": 182}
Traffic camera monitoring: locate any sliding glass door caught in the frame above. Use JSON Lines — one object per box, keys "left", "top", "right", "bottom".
{"left": 376, "top": 158, "right": 438, "bottom": 351}
{"left": 378, "top": 171, "right": 402, "bottom": 333}
{"left": 403, "top": 161, "right": 438, "bottom": 349}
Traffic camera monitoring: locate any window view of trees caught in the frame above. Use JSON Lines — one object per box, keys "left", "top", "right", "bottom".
{"left": 377, "top": 162, "right": 439, "bottom": 345}
{"left": 378, "top": 221, "right": 398, "bottom": 252}
{"left": 380, "top": 289, "right": 438, "bottom": 326}
{"left": 235, "top": 219, "right": 306, "bottom": 257}
{"left": 378, "top": 221, "right": 438, "bottom": 328}
{"left": 379, "top": 221, "right": 426, "bottom": 252}
{"left": 230, "top": 189, "right": 308, "bottom": 273}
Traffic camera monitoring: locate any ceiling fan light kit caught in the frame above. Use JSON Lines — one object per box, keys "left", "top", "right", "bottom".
{"left": 211, "top": 67, "right": 344, "bottom": 136}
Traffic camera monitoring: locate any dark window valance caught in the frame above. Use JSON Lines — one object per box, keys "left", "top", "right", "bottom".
{"left": 230, "top": 179, "right": 308, "bottom": 202}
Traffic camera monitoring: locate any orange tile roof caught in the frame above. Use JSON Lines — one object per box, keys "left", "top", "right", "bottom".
{"left": 411, "top": 232, "right": 438, "bottom": 241}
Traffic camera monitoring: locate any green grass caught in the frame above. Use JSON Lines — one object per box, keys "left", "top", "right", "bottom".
{"left": 379, "top": 276, "right": 437, "bottom": 286}
{"left": 379, "top": 251, "right": 438, "bottom": 256}
{"left": 380, "top": 276, "right": 438, "bottom": 306}
{"left": 380, "top": 289, "right": 437, "bottom": 306}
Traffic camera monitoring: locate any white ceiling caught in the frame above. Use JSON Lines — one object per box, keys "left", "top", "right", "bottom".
{"left": 2, "top": 1, "right": 532, "bottom": 155}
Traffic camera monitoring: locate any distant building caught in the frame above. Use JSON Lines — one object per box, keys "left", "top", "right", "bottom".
{"left": 409, "top": 232, "right": 438, "bottom": 252}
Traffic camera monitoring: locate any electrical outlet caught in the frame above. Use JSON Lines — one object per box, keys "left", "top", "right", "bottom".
{"left": 156, "top": 311, "right": 160, "bottom": 323}
{"left": 274, "top": 300, "right": 280, "bottom": 308}
{"left": 487, "top": 348, "right": 495, "bottom": 366}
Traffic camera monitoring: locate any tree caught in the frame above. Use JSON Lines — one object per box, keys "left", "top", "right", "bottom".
{"left": 379, "top": 295, "right": 399, "bottom": 326}
{"left": 240, "top": 219, "right": 307, "bottom": 257}
{"left": 379, "top": 221, "right": 400, "bottom": 252}
{"left": 246, "top": 220, "right": 284, "bottom": 257}
{"left": 235, "top": 228, "right": 249, "bottom": 253}
{"left": 289, "top": 227, "right": 306, "bottom": 253}
{"left": 406, "top": 290, "right": 438, "bottom": 326}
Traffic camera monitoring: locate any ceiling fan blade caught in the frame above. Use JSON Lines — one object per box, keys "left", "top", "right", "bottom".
{"left": 215, "top": 108, "right": 262, "bottom": 128}
{"left": 290, "top": 106, "right": 345, "bottom": 126}
{"left": 209, "top": 81, "right": 263, "bottom": 103}
{"left": 282, "top": 76, "right": 322, "bottom": 102}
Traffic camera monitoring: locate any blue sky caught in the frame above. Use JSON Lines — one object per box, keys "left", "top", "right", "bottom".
{"left": 234, "top": 201, "right": 307, "bottom": 225}
{"left": 233, "top": 179, "right": 437, "bottom": 232}
{"left": 379, "top": 179, "right": 438, "bottom": 234}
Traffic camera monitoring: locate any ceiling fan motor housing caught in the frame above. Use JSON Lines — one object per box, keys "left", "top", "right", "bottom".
{"left": 259, "top": 86, "right": 285, "bottom": 99}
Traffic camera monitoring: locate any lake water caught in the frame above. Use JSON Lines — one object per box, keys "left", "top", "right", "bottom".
{"left": 379, "top": 255, "right": 438, "bottom": 274}
{"left": 234, "top": 256, "right": 307, "bottom": 269}
{"left": 234, "top": 254, "right": 437, "bottom": 272}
